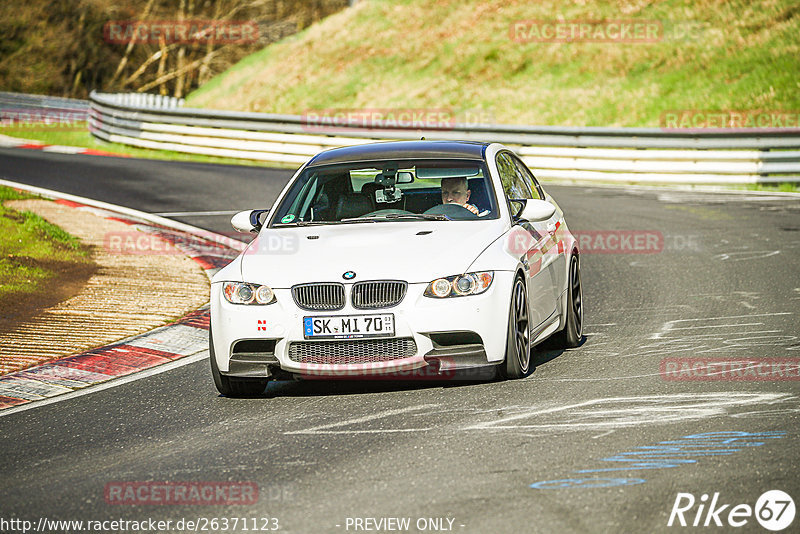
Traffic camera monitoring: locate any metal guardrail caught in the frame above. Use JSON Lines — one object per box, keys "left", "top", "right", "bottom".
{"left": 0, "top": 92, "right": 89, "bottom": 112}
{"left": 88, "top": 91, "right": 800, "bottom": 184}
{"left": 94, "top": 92, "right": 184, "bottom": 110}
{"left": 0, "top": 91, "right": 89, "bottom": 124}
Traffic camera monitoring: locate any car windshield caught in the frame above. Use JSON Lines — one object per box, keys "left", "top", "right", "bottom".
{"left": 269, "top": 159, "right": 498, "bottom": 226}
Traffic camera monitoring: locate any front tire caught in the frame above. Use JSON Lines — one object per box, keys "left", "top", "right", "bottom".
{"left": 209, "top": 325, "right": 269, "bottom": 396}
{"left": 552, "top": 252, "right": 583, "bottom": 348}
{"left": 499, "top": 276, "right": 531, "bottom": 379}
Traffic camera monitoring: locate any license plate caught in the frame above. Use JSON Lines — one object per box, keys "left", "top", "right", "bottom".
{"left": 303, "top": 314, "right": 395, "bottom": 339}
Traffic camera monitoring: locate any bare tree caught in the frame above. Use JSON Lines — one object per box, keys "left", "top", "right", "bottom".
{"left": 109, "top": 0, "right": 157, "bottom": 86}
{"left": 106, "top": 0, "right": 348, "bottom": 97}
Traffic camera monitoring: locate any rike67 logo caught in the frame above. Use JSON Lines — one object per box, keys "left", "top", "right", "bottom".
{"left": 668, "top": 490, "right": 795, "bottom": 531}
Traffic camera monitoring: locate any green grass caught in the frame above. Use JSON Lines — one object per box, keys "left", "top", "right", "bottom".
{"left": 745, "top": 182, "right": 800, "bottom": 193}
{"left": 187, "top": 0, "right": 799, "bottom": 127}
{"left": 0, "top": 124, "right": 289, "bottom": 168}
{"left": 0, "top": 186, "right": 92, "bottom": 302}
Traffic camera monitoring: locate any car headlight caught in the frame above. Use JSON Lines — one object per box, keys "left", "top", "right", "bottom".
{"left": 424, "top": 271, "right": 493, "bottom": 298}
{"left": 222, "top": 282, "right": 276, "bottom": 305}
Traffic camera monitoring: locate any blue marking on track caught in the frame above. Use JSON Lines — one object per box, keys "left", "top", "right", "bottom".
{"left": 530, "top": 478, "right": 645, "bottom": 490}
{"left": 530, "top": 430, "right": 786, "bottom": 489}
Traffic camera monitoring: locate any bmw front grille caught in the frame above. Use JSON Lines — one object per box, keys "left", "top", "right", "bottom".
{"left": 351, "top": 280, "right": 407, "bottom": 309}
{"left": 291, "top": 283, "right": 346, "bottom": 311}
{"left": 291, "top": 281, "right": 407, "bottom": 311}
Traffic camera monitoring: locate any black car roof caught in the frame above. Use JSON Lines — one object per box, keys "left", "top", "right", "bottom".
{"left": 306, "top": 140, "right": 490, "bottom": 167}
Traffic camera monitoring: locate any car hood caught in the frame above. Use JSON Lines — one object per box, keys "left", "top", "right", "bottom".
{"left": 239, "top": 220, "right": 505, "bottom": 287}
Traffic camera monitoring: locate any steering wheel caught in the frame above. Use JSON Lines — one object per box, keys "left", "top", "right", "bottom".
{"left": 423, "top": 204, "right": 479, "bottom": 220}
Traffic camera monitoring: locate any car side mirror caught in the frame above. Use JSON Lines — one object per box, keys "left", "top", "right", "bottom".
{"left": 517, "top": 199, "right": 556, "bottom": 222}
{"left": 231, "top": 209, "right": 269, "bottom": 233}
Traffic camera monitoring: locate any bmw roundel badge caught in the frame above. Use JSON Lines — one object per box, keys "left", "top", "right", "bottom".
{"left": 343, "top": 271, "right": 356, "bottom": 280}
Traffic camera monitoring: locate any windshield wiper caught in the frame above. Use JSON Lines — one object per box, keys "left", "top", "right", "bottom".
{"left": 274, "top": 220, "right": 340, "bottom": 227}
{"left": 276, "top": 214, "right": 450, "bottom": 225}
{"left": 338, "top": 218, "right": 379, "bottom": 223}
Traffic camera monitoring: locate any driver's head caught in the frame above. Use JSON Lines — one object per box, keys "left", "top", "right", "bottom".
{"left": 441, "top": 177, "right": 470, "bottom": 205}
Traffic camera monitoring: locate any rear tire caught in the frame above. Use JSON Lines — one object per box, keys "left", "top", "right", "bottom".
{"left": 552, "top": 253, "right": 583, "bottom": 348}
{"left": 499, "top": 276, "right": 531, "bottom": 379}
{"left": 209, "top": 325, "right": 269, "bottom": 396}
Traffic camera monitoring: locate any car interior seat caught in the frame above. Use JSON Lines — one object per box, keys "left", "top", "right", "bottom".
{"left": 360, "top": 182, "right": 381, "bottom": 211}
{"left": 334, "top": 193, "right": 373, "bottom": 220}
{"left": 467, "top": 177, "right": 491, "bottom": 213}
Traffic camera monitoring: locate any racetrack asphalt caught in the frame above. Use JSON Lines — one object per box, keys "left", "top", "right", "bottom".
{"left": 0, "top": 148, "right": 798, "bottom": 533}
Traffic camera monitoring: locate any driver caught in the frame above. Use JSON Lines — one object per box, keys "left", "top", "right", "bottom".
{"left": 440, "top": 177, "right": 479, "bottom": 215}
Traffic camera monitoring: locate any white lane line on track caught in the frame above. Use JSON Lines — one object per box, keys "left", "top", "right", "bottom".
{"left": 668, "top": 322, "right": 764, "bottom": 330}
{"left": 153, "top": 210, "right": 241, "bottom": 216}
{"left": 285, "top": 404, "right": 439, "bottom": 435}
{"left": 0, "top": 352, "right": 208, "bottom": 418}
{"left": 714, "top": 250, "right": 781, "bottom": 261}
{"left": 649, "top": 312, "right": 793, "bottom": 339}
{"left": 664, "top": 312, "right": 792, "bottom": 323}
{"left": 645, "top": 330, "right": 783, "bottom": 340}
{"left": 464, "top": 393, "right": 793, "bottom": 432}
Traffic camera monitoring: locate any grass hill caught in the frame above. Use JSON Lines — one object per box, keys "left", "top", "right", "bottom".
{"left": 187, "top": 0, "right": 800, "bottom": 127}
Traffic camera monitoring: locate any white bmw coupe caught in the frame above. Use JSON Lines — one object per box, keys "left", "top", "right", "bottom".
{"left": 210, "top": 141, "right": 582, "bottom": 395}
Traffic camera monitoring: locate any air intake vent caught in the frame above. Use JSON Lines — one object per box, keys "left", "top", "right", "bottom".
{"left": 288, "top": 337, "right": 417, "bottom": 365}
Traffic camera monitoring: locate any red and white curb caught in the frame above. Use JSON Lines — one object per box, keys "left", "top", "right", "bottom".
{"left": 0, "top": 133, "right": 124, "bottom": 157}
{"left": 0, "top": 179, "right": 247, "bottom": 414}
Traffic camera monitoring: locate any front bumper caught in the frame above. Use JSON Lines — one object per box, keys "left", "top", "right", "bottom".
{"left": 210, "top": 272, "right": 514, "bottom": 379}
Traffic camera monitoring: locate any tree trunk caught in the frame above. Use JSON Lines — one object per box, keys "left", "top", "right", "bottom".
{"left": 109, "top": 0, "right": 157, "bottom": 86}
{"left": 157, "top": 36, "right": 168, "bottom": 95}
